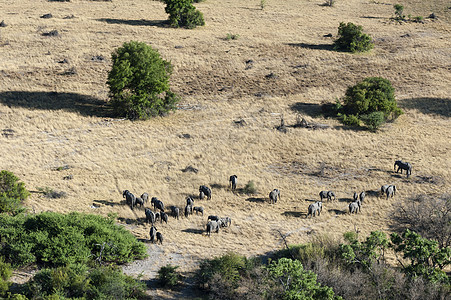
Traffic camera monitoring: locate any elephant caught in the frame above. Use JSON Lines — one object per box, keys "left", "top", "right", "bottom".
{"left": 145, "top": 208, "right": 155, "bottom": 224}
{"left": 320, "top": 191, "right": 335, "bottom": 202}
{"left": 269, "top": 189, "right": 280, "bottom": 204}
{"left": 206, "top": 220, "right": 220, "bottom": 237}
{"left": 386, "top": 185, "right": 396, "bottom": 199}
{"left": 353, "top": 192, "right": 358, "bottom": 202}
{"left": 359, "top": 191, "right": 366, "bottom": 203}
{"left": 170, "top": 206, "right": 180, "bottom": 220}
{"left": 208, "top": 215, "right": 219, "bottom": 222}
{"left": 186, "top": 196, "right": 195, "bottom": 207}
{"left": 220, "top": 216, "right": 232, "bottom": 227}
{"left": 151, "top": 197, "right": 165, "bottom": 212}
{"left": 380, "top": 185, "right": 391, "bottom": 197}
{"left": 307, "top": 201, "right": 322, "bottom": 218}
{"left": 156, "top": 232, "right": 163, "bottom": 245}
{"left": 193, "top": 206, "right": 204, "bottom": 216}
{"left": 199, "top": 185, "right": 212, "bottom": 200}
{"left": 149, "top": 225, "right": 157, "bottom": 243}
{"left": 394, "top": 160, "right": 412, "bottom": 178}
{"left": 349, "top": 201, "right": 360, "bottom": 214}
{"left": 141, "top": 192, "right": 149, "bottom": 204}
{"left": 184, "top": 204, "right": 192, "bottom": 218}
{"left": 123, "top": 190, "right": 136, "bottom": 210}
{"left": 135, "top": 197, "right": 144, "bottom": 208}
{"left": 160, "top": 212, "right": 168, "bottom": 224}
{"left": 229, "top": 175, "right": 237, "bottom": 190}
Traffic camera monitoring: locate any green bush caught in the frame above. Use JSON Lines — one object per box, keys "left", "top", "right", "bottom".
{"left": 340, "top": 114, "right": 360, "bottom": 126}
{"left": 343, "top": 77, "right": 402, "bottom": 118}
{"left": 333, "top": 22, "right": 373, "bottom": 53}
{"left": 158, "top": 264, "right": 181, "bottom": 288}
{"left": 361, "top": 111, "right": 385, "bottom": 131}
{"left": 243, "top": 180, "right": 257, "bottom": 194}
{"left": 196, "top": 252, "right": 246, "bottom": 289}
{"left": 0, "top": 212, "right": 147, "bottom": 268}
{"left": 23, "top": 264, "right": 146, "bottom": 300}
{"left": 163, "top": 0, "right": 205, "bottom": 29}
{"left": 394, "top": 4, "right": 405, "bottom": 20}
{"left": 0, "top": 170, "right": 29, "bottom": 214}
{"left": 0, "top": 257, "right": 12, "bottom": 296}
{"left": 107, "top": 41, "right": 179, "bottom": 120}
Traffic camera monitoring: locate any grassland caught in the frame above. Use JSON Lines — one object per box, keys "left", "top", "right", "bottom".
{"left": 0, "top": 0, "right": 450, "bottom": 295}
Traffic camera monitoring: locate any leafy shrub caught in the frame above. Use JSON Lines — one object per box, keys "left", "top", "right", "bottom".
{"left": 340, "top": 114, "right": 360, "bottom": 126}
{"left": 361, "top": 111, "right": 385, "bottom": 131}
{"left": 0, "top": 257, "right": 12, "bottom": 296}
{"left": 0, "top": 212, "right": 147, "bottom": 268}
{"left": 243, "top": 180, "right": 257, "bottom": 194}
{"left": 23, "top": 264, "right": 146, "bottom": 300}
{"left": 37, "top": 187, "right": 67, "bottom": 199}
{"left": 0, "top": 170, "right": 29, "bottom": 214}
{"left": 107, "top": 41, "right": 179, "bottom": 120}
{"left": 343, "top": 77, "right": 402, "bottom": 118}
{"left": 158, "top": 264, "right": 181, "bottom": 288}
{"left": 333, "top": 22, "right": 373, "bottom": 53}
{"left": 225, "top": 33, "right": 240, "bottom": 40}
{"left": 394, "top": 4, "right": 405, "bottom": 20}
{"left": 163, "top": 0, "right": 205, "bottom": 29}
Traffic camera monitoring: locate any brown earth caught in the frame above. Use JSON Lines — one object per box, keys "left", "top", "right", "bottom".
{"left": 1, "top": 0, "right": 450, "bottom": 298}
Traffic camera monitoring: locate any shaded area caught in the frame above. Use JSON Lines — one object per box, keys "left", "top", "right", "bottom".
{"left": 245, "top": 197, "right": 266, "bottom": 203}
{"left": 182, "top": 228, "right": 204, "bottom": 235}
{"left": 0, "top": 91, "right": 114, "bottom": 118}
{"left": 399, "top": 97, "right": 451, "bottom": 118}
{"left": 210, "top": 183, "right": 227, "bottom": 190}
{"left": 290, "top": 102, "right": 323, "bottom": 118}
{"left": 286, "top": 43, "right": 334, "bottom": 51}
{"left": 282, "top": 211, "right": 305, "bottom": 218}
{"left": 93, "top": 199, "right": 123, "bottom": 207}
{"left": 328, "top": 209, "right": 346, "bottom": 215}
{"left": 338, "top": 197, "right": 352, "bottom": 203}
{"left": 117, "top": 217, "right": 146, "bottom": 225}
{"left": 97, "top": 18, "right": 169, "bottom": 27}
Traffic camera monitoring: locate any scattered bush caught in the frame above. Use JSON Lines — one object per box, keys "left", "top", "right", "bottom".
{"left": 0, "top": 170, "right": 29, "bottom": 214}
{"left": 158, "top": 264, "right": 181, "bottom": 288}
{"left": 243, "top": 180, "right": 257, "bottom": 194}
{"left": 37, "top": 187, "right": 67, "bottom": 199}
{"left": 0, "top": 212, "right": 147, "bottom": 268}
{"left": 333, "top": 22, "right": 373, "bottom": 53}
{"left": 107, "top": 41, "right": 179, "bottom": 120}
{"left": 163, "top": 0, "right": 205, "bottom": 29}
{"left": 394, "top": 4, "right": 405, "bottom": 20}
{"left": 225, "top": 33, "right": 240, "bottom": 40}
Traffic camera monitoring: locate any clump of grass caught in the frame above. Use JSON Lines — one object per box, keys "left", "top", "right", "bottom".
{"left": 37, "top": 187, "right": 67, "bottom": 199}
{"left": 243, "top": 181, "right": 257, "bottom": 194}
{"left": 225, "top": 33, "right": 240, "bottom": 40}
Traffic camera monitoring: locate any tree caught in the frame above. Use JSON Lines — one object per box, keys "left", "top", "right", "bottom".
{"left": 333, "top": 22, "right": 373, "bottom": 53}
{"left": 0, "top": 170, "right": 29, "bottom": 214}
{"left": 163, "top": 0, "right": 205, "bottom": 29}
{"left": 107, "top": 41, "right": 179, "bottom": 120}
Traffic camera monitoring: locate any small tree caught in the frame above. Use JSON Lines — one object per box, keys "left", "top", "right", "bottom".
{"left": 334, "top": 22, "right": 373, "bottom": 53}
{"left": 158, "top": 264, "right": 181, "bottom": 288}
{"left": 163, "top": 0, "right": 205, "bottom": 29}
{"left": 107, "top": 41, "right": 179, "bottom": 120}
{"left": 0, "top": 170, "right": 29, "bottom": 214}
{"left": 394, "top": 4, "right": 405, "bottom": 21}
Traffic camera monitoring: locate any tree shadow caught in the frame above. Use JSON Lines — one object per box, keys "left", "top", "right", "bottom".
{"left": 245, "top": 197, "right": 267, "bottom": 203}
{"left": 0, "top": 91, "right": 114, "bottom": 118}
{"left": 97, "top": 18, "right": 169, "bottom": 28}
{"left": 182, "top": 228, "right": 204, "bottom": 235}
{"left": 290, "top": 102, "right": 323, "bottom": 118}
{"left": 93, "top": 199, "right": 122, "bottom": 207}
{"left": 328, "top": 209, "right": 346, "bottom": 215}
{"left": 399, "top": 97, "right": 451, "bottom": 118}
{"left": 286, "top": 43, "right": 334, "bottom": 51}
{"left": 282, "top": 211, "right": 306, "bottom": 218}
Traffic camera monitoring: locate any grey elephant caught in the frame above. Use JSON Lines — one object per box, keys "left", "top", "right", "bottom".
{"left": 199, "top": 185, "right": 212, "bottom": 200}
{"left": 160, "top": 212, "right": 168, "bottom": 224}
{"left": 206, "top": 220, "right": 220, "bottom": 237}
{"left": 359, "top": 191, "right": 366, "bottom": 203}
{"left": 269, "top": 189, "right": 280, "bottom": 204}
{"left": 319, "top": 191, "right": 335, "bottom": 202}
{"left": 170, "top": 206, "right": 180, "bottom": 220}
{"left": 193, "top": 206, "right": 204, "bottom": 215}
{"left": 186, "top": 196, "right": 195, "bottom": 207}
{"left": 229, "top": 175, "right": 237, "bottom": 190}
{"left": 386, "top": 185, "right": 396, "bottom": 199}
{"left": 380, "top": 185, "right": 391, "bottom": 197}
{"left": 145, "top": 208, "right": 155, "bottom": 224}
{"left": 394, "top": 160, "right": 412, "bottom": 178}
{"left": 149, "top": 225, "right": 157, "bottom": 243}
{"left": 349, "top": 201, "right": 360, "bottom": 214}
{"left": 156, "top": 232, "right": 163, "bottom": 245}
{"left": 151, "top": 197, "right": 165, "bottom": 212}
{"left": 307, "top": 201, "right": 322, "bottom": 218}
{"left": 141, "top": 192, "right": 149, "bottom": 204}
{"left": 123, "top": 190, "right": 136, "bottom": 210}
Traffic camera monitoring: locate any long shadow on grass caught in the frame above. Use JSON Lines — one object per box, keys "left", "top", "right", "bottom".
{"left": 290, "top": 102, "right": 324, "bottom": 118}
{"left": 93, "top": 199, "right": 123, "bottom": 207}
{"left": 97, "top": 18, "right": 169, "bottom": 27}
{"left": 246, "top": 197, "right": 267, "bottom": 203}
{"left": 0, "top": 91, "right": 114, "bottom": 118}
{"left": 286, "top": 43, "right": 334, "bottom": 51}
{"left": 282, "top": 211, "right": 306, "bottom": 218}
{"left": 118, "top": 217, "right": 147, "bottom": 225}
{"left": 182, "top": 228, "right": 204, "bottom": 235}
{"left": 328, "top": 209, "right": 346, "bottom": 215}
{"left": 399, "top": 97, "right": 451, "bottom": 118}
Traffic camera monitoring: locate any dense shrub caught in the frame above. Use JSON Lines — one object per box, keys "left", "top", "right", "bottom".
{"left": 196, "top": 252, "right": 246, "bottom": 289}
{"left": 0, "top": 257, "right": 12, "bottom": 296}
{"left": 0, "top": 170, "right": 29, "bottom": 214}
{"left": 163, "top": 0, "right": 205, "bottom": 29}
{"left": 339, "top": 114, "right": 360, "bottom": 126}
{"left": 107, "top": 41, "right": 179, "bottom": 120}
{"left": 158, "top": 264, "right": 181, "bottom": 288}
{"left": 0, "top": 212, "right": 147, "bottom": 268}
{"left": 361, "top": 111, "right": 385, "bottom": 131}
{"left": 333, "top": 22, "right": 373, "bottom": 53}
{"left": 23, "top": 264, "right": 147, "bottom": 299}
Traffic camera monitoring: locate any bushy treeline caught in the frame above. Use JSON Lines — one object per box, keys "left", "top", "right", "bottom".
{"left": 195, "top": 228, "right": 450, "bottom": 300}
{"left": 0, "top": 212, "right": 147, "bottom": 268}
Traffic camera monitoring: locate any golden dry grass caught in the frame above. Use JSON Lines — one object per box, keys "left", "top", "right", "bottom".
{"left": 0, "top": 0, "right": 450, "bottom": 289}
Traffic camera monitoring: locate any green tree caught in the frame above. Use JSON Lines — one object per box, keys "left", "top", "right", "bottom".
{"left": 163, "top": 0, "right": 205, "bottom": 29}
{"left": 158, "top": 264, "right": 181, "bottom": 288}
{"left": 266, "top": 258, "right": 341, "bottom": 300}
{"left": 334, "top": 22, "right": 373, "bottom": 53}
{"left": 0, "top": 257, "right": 12, "bottom": 296}
{"left": 107, "top": 41, "right": 179, "bottom": 120}
{"left": 0, "top": 170, "right": 29, "bottom": 214}
{"left": 391, "top": 230, "right": 451, "bottom": 283}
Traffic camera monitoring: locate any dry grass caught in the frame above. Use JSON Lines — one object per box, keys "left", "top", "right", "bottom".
{"left": 0, "top": 0, "right": 450, "bottom": 289}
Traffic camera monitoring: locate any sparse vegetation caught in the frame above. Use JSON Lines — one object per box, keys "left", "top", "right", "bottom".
{"left": 322, "top": 0, "right": 335, "bottom": 7}
{"left": 163, "top": 0, "right": 205, "bottom": 29}
{"left": 37, "top": 186, "right": 67, "bottom": 199}
{"left": 394, "top": 4, "right": 406, "bottom": 20}
{"left": 260, "top": 0, "right": 267, "bottom": 10}
{"left": 225, "top": 33, "right": 240, "bottom": 40}
{"left": 243, "top": 180, "right": 257, "bottom": 194}
{"left": 333, "top": 22, "right": 373, "bottom": 53}
{"left": 107, "top": 41, "right": 179, "bottom": 120}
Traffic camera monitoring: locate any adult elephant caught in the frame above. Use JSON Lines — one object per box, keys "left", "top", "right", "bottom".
{"left": 269, "top": 189, "right": 280, "bottom": 204}
{"left": 229, "top": 175, "right": 237, "bottom": 190}
{"left": 199, "top": 185, "right": 212, "bottom": 200}
{"left": 307, "top": 201, "right": 322, "bottom": 218}
{"left": 123, "top": 190, "right": 136, "bottom": 210}
{"left": 394, "top": 160, "right": 412, "bottom": 178}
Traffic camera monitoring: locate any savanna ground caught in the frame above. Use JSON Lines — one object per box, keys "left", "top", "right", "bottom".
{"left": 0, "top": 0, "right": 450, "bottom": 298}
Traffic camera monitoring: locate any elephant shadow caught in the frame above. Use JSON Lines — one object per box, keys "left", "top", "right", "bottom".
{"left": 245, "top": 197, "right": 267, "bottom": 203}
{"left": 93, "top": 199, "right": 123, "bottom": 207}
{"left": 117, "top": 217, "right": 146, "bottom": 225}
{"left": 328, "top": 209, "right": 346, "bottom": 215}
{"left": 282, "top": 211, "right": 306, "bottom": 218}
{"left": 182, "top": 228, "right": 204, "bottom": 235}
